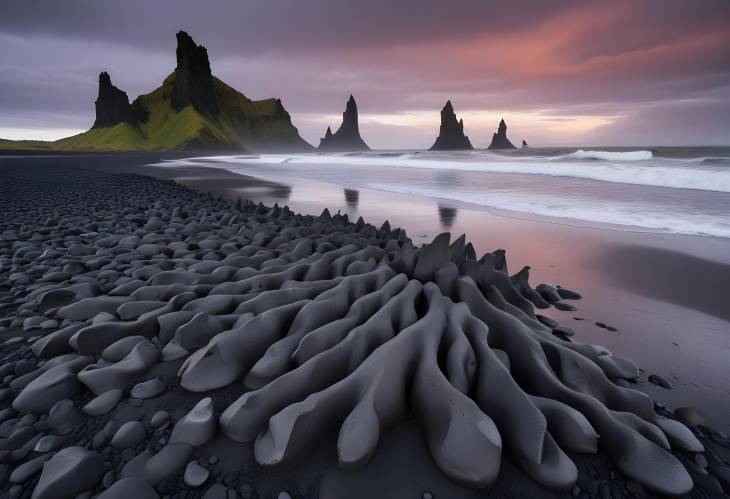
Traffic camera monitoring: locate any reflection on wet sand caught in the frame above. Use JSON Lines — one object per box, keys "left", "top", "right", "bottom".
{"left": 438, "top": 205, "right": 458, "bottom": 229}
{"left": 344, "top": 188, "right": 360, "bottom": 207}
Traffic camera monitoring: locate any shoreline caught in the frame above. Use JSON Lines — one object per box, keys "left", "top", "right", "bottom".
{"left": 8, "top": 151, "right": 726, "bottom": 430}
{"left": 3, "top": 154, "right": 719, "bottom": 497}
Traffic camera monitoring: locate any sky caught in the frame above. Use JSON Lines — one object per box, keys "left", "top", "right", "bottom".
{"left": 1, "top": 0, "right": 729, "bottom": 148}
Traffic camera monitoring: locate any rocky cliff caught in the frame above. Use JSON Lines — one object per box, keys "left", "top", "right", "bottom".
{"left": 429, "top": 101, "right": 473, "bottom": 150}
{"left": 318, "top": 95, "right": 370, "bottom": 151}
{"left": 92, "top": 72, "right": 137, "bottom": 129}
{"left": 54, "top": 32, "right": 312, "bottom": 152}
{"left": 171, "top": 31, "right": 219, "bottom": 117}
{"left": 488, "top": 119, "right": 516, "bottom": 149}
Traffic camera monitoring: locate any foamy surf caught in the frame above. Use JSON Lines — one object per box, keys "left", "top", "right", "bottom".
{"left": 563, "top": 149, "right": 653, "bottom": 161}
{"left": 154, "top": 146, "right": 730, "bottom": 239}
{"left": 163, "top": 150, "right": 730, "bottom": 193}
{"left": 366, "top": 183, "right": 730, "bottom": 239}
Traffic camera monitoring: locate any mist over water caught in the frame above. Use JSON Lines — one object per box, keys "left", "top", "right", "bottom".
{"left": 156, "top": 147, "right": 730, "bottom": 238}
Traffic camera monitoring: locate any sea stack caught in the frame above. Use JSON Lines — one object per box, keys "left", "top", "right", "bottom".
{"left": 488, "top": 118, "right": 516, "bottom": 149}
{"left": 318, "top": 95, "right": 370, "bottom": 151}
{"left": 429, "top": 101, "right": 473, "bottom": 150}
{"left": 171, "top": 30, "right": 219, "bottom": 117}
{"left": 522, "top": 139, "right": 528, "bottom": 148}
{"left": 92, "top": 72, "right": 137, "bottom": 129}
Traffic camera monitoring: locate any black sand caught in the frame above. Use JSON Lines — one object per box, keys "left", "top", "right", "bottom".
{"left": 1, "top": 154, "right": 729, "bottom": 498}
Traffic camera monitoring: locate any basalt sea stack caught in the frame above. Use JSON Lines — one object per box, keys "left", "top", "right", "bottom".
{"left": 92, "top": 72, "right": 137, "bottom": 129}
{"left": 522, "top": 139, "right": 528, "bottom": 148}
{"left": 429, "top": 101, "right": 473, "bottom": 150}
{"left": 318, "top": 95, "right": 370, "bottom": 151}
{"left": 488, "top": 118, "right": 516, "bottom": 149}
{"left": 171, "top": 31, "right": 219, "bottom": 117}
{"left": 54, "top": 31, "right": 312, "bottom": 152}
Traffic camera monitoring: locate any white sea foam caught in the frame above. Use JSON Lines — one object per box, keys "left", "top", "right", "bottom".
{"left": 152, "top": 152, "right": 730, "bottom": 238}
{"left": 161, "top": 152, "right": 730, "bottom": 193}
{"left": 564, "top": 149, "right": 653, "bottom": 161}
{"left": 366, "top": 183, "right": 730, "bottom": 238}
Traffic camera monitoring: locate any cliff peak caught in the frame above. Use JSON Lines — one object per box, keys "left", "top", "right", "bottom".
{"left": 488, "top": 118, "right": 516, "bottom": 149}
{"left": 429, "top": 100, "right": 473, "bottom": 150}
{"left": 171, "top": 30, "right": 219, "bottom": 117}
{"left": 92, "top": 71, "right": 137, "bottom": 129}
{"left": 318, "top": 95, "right": 370, "bottom": 151}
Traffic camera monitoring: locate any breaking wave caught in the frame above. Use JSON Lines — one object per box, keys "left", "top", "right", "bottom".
{"left": 564, "top": 150, "right": 654, "bottom": 161}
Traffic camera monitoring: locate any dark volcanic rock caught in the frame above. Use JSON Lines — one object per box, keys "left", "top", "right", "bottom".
{"left": 488, "top": 119, "right": 516, "bottom": 149}
{"left": 317, "top": 95, "right": 370, "bottom": 152}
{"left": 429, "top": 101, "right": 473, "bottom": 150}
{"left": 522, "top": 139, "right": 528, "bottom": 148}
{"left": 171, "top": 31, "right": 219, "bottom": 117}
{"left": 92, "top": 72, "right": 137, "bottom": 129}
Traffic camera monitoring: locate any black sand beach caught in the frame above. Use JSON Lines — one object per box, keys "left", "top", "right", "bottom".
{"left": 1, "top": 154, "right": 730, "bottom": 499}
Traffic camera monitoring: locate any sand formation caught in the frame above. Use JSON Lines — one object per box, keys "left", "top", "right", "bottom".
{"left": 430, "top": 101, "right": 473, "bottom": 150}
{"left": 317, "top": 95, "right": 370, "bottom": 152}
{"left": 0, "top": 168, "right": 717, "bottom": 498}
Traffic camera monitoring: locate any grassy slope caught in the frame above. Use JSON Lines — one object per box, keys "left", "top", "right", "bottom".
{"left": 0, "top": 138, "right": 53, "bottom": 150}
{"left": 34, "top": 72, "right": 309, "bottom": 152}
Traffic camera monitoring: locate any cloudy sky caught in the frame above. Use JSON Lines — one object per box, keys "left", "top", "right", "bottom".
{"left": 1, "top": 0, "right": 729, "bottom": 148}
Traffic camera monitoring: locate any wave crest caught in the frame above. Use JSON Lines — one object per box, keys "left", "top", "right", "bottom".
{"left": 567, "top": 150, "right": 653, "bottom": 161}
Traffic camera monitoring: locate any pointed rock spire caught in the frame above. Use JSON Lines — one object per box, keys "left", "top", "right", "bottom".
{"left": 488, "top": 118, "right": 516, "bottom": 149}
{"left": 318, "top": 95, "right": 370, "bottom": 151}
{"left": 171, "top": 31, "right": 219, "bottom": 117}
{"left": 429, "top": 100, "right": 473, "bottom": 150}
{"left": 522, "top": 139, "right": 528, "bottom": 148}
{"left": 92, "top": 72, "right": 137, "bottom": 129}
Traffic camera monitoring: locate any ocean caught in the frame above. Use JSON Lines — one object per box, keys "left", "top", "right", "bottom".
{"left": 155, "top": 146, "right": 730, "bottom": 239}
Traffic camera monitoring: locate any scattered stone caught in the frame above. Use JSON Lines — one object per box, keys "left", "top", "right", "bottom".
{"left": 82, "top": 389, "right": 123, "bottom": 416}
{"left": 143, "top": 443, "right": 193, "bottom": 485}
{"left": 31, "top": 446, "right": 104, "bottom": 499}
{"left": 34, "top": 435, "right": 66, "bottom": 453}
{"left": 202, "top": 483, "right": 228, "bottom": 499}
{"left": 169, "top": 397, "right": 215, "bottom": 447}
{"left": 238, "top": 483, "right": 255, "bottom": 499}
{"left": 130, "top": 377, "right": 166, "bottom": 399}
{"left": 96, "top": 477, "right": 159, "bottom": 499}
{"left": 111, "top": 421, "right": 146, "bottom": 448}
{"left": 103, "top": 470, "right": 116, "bottom": 488}
{"left": 150, "top": 410, "right": 169, "bottom": 429}
{"left": 9, "top": 452, "right": 52, "bottom": 483}
{"left": 648, "top": 374, "right": 673, "bottom": 389}
{"left": 184, "top": 460, "right": 210, "bottom": 487}
{"left": 674, "top": 406, "right": 706, "bottom": 427}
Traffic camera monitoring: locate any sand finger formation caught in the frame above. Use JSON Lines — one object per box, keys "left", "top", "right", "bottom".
{"left": 0, "top": 167, "right": 716, "bottom": 498}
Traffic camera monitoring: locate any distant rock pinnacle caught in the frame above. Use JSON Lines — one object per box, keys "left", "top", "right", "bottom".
{"left": 522, "top": 139, "right": 528, "bottom": 148}
{"left": 488, "top": 118, "right": 516, "bottom": 149}
{"left": 171, "top": 31, "right": 219, "bottom": 117}
{"left": 92, "top": 72, "right": 137, "bottom": 129}
{"left": 318, "top": 95, "right": 370, "bottom": 151}
{"left": 429, "top": 100, "right": 473, "bottom": 150}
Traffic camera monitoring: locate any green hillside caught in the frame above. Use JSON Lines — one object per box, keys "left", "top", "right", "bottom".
{"left": 0, "top": 138, "right": 53, "bottom": 150}
{"left": 50, "top": 72, "right": 309, "bottom": 152}
{"left": 2, "top": 31, "right": 313, "bottom": 153}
